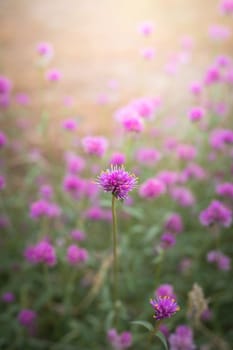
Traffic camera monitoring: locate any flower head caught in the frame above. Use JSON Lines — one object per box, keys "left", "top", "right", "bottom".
{"left": 150, "top": 296, "right": 180, "bottom": 320}
{"left": 96, "top": 166, "right": 137, "bottom": 200}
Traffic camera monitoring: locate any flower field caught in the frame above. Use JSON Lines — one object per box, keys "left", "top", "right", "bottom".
{"left": 0, "top": 1, "right": 233, "bottom": 349}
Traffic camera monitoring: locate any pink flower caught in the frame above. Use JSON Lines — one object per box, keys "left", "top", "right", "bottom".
{"left": 1, "top": 292, "right": 15, "bottom": 303}
{"left": 161, "top": 232, "right": 176, "bottom": 249}
{"left": 136, "top": 148, "right": 161, "bottom": 167}
{"left": 207, "top": 250, "right": 231, "bottom": 271}
{"left": 81, "top": 136, "right": 108, "bottom": 157}
{"left": 70, "top": 230, "right": 86, "bottom": 241}
{"left": 210, "top": 128, "right": 233, "bottom": 150}
{"left": 171, "top": 187, "right": 195, "bottom": 207}
{"left": 176, "top": 144, "right": 197, "bottom": 161}
{"left": 63, "top": 174, "right": 85, "bottom": 198}
{"left": 155, "top": 284, "right": 176, "bottom": 298}
{"left": 37, "top": 42, "right": 54, "bottom": 58}
{"left": 208, "top": 25, "right": 231, "bottom": 41}
{"left": 131, "top": 97, "right": 157, "bottom": 119}
{"left": 107, "top": 329, "right": 132, "bottom": 349}
{"left": 62, "top": 118, "right": 77, "bottom": 131}
{"left": 24, "top": 241, "right": 56, "bottom": 266}
{"left": 65, "top": 152, "right": 85, "bottom": 173}
{"left": 138, "top": 21, "right": 154, "bottom": 36}
{"left": 15, "top": 93, "right": 30, "bottom": 106}
{"left": 188, "top": 106, "right": 205, "bottom": 122}
{"left": 67, "top": 245, "right": 89, "bottom": 265}
{"left": 141, "top": 47, "right": 155, "bottom": 60}
{"left": 204, "top": 65, "right": 221, "bottom": 85}
{"left": 189, "top": 81, "right": 202, "bottom": 96}
{"left": 110, "top": 152, "right": 126, "bottom": 166}
{"left": 219, "top": 0, "right": 233, "bottom": 14}
{"left": 0, "top": 131, "right": 8, "bottom": 148}
{"left": 139, "top": 178, "right": 166, "bottom": 199}
{"left": 164, "top": 213, "right": 183, "bottom": 234}
{"left": 216, "top": 182, "right": 233, "bottom": 198}
{"left": 121, "top": 114, "right": 144, "bottom": 133}
{"left": 199, "top": 200, "right": 232, "bottom": 227}
{"left": 46, "top": 68, "right": 62, "bottom": 82}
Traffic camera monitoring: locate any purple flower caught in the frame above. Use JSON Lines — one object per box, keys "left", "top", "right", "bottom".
{"left": 199, "top": 200, "right": 232, "bottom": 227}
{"left": 220, "top": 0, "right": 233, "bottom": 14}
{"left": 210, "top": 128, "right": 233, "bottom": 150}
{"left": 70, "top": 229, "right": 86, "bottom": 241}
{"left": 122, "top": 113, "right": 144, "bottom": 133}
{"left": 65, "top": 152, "right": 85, "bottom": 173}
{"left": 24, "top": 240, "right": 56, "bottom": 266}
{"left": 136, "top": 148, "right": 161, "bottom": 167}
{"left": 216, "top": 182, "right": 233, "bottom": 199}
{"left": 1, "top": 292, "right": 15, "bottom": 303}
{"left": 138, "top": 21, "right": 154, "bottom": 36}
{"left": 169, "top": 325, "right": 195, "bottom": 350}
{"left": 18, "top": 309, "right": 37, "bottom": 335}
{"left": 171, "top": 187, "right": 195, "bottom": 207}
{"left": 107, "top": 329, "right": 132, "bottom": 349}
{"left": 30, "top": 199, "right": 61, "bottom": 219}
{"left": 0, "top": 76, "right": 12, "bottom": 95}
{"left": 176, "top": 144, "right": 197, "bottom": 161}
{"left": 62, "top": 118, "right": 77, "bottom": 131}
{"left": 150, "top": 296, "right": 180, "bottom": 320}
{"left": 189, "top": 81, "right": 202, "bottom": 96}
{"left": 15, "top": 93, "right": 30, "bottom": 106}
{"left": 37, "top": 42, "right": 54, "bottom": 58}
{"left": 207, "top": 250, "right": 231, "bottom": 271}
{"left": 66, "top": 245, "right": 89, "bottom": 265}
{"left": 161, "top": 233, "right": 176, "bottom": 249}
{"left": 63, "top": 174, "right": 85, "bottom": 198}
{"left": 164, "top": 213, "right": 183, "bottom": 234}
{"left": 96, "top": 166, "right": 137, "bottom": 200}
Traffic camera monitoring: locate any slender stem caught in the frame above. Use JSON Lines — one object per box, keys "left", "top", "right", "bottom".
{"left": 111, "top": 194, "right": 119, "bottom": 327}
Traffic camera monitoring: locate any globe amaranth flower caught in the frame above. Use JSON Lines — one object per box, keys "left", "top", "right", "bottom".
{"left": 169, "top": 325, "right": 195, "bottom": 350}
{"left": 107, "top": 328, "right": 132, "bottom": 350}
{"left": 96, "top": 165, "right": 137, "bottom": 200}
{"left": 139, "top": 178, "right": 165, "bottom": 199}
{"left": 66, "top": 245, "right": 89, "bottom": 265}
{"left": 216, "top": 182, "right": 233, "bottom": 199}
{"left": 199, "top": 200, "right": 232, "bottom": 227}
{"left": 81, "top": 136, "right": 108, "bottom": 157}
{"left": 150, "top": 296, "right": 180, "bottom": 320}
{"left": 155, "top": 284, "right": 176, "bottom": 299}
{"left": 164, "top": 213, "right": 183, "bottom": 234}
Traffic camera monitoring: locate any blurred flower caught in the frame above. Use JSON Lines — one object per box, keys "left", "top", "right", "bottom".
{"left": 136, "top": 148, "right": 161, "bottom": 167}
{"left": 139, "top": 178, "right": 165, "bottom": 199}
{"left": 159, "top": 324, "right": 170, "bottom": 338}
{"left": 179, "top": 258, "right": 192, "bottom": 274}
{"left": 188, "top": 106, "right": 205, "bottom": 122}
{"left": 171, "top": 187, "right": 195, "bottom": 207}
{"left": 46, "top": 68, "right": 62, "bottom": 82}
{"left": 70, "top": 229, "right": 86, "bottom": 241}
{"left": 164, "top": 213, "right": 183, "bottom": 234}
{"left": 37, "top": 42, "right": 54, "bottom": 59}
{"left": 138, "top": 21, "right": 154, "bottom": 36}
{"left": 204, "top": 65, "right": 221, "bottom": 85}
{"left": 176, "top": 144, "right": 197, "bottom": 161}
{"left": 81, "top": 136, "right": 108, "bottom": 157}
{"left": 161, "top": 232, "right": 176, "bottom": 249}
{"left": 66, "top": 245, "right": 89, "bottom": 265}
{"left": 208, "top": 25, "right": 231, "bottom": 41}
{"left": 96, "top": 166, "right": 137, "bottom": 200}
{"left": 157, "top": 170, "right": 179, "bottom": 187}
{"left": 15, "top": 93, "right": 30, "bottom": 106}
{"left": 0, "top": 76, "right": 12, "bottom": 94}
{"left": 207, "top": 250, "right": 231, "bottom": 270}
{"left": 169, "top": 325, "right": 195, "bottom": 350}
{"left": 131, "top": 97, "right": 157, "bottom": 119}
{"left": 150, "top": 296, "right": 180, "bottom": 320}
{"left": 18, "top": 309, "right": 37, "bottom": 335}
{"left": 199, "top": 200, "right": 232, "bottom": 227}
{"left": 219, "top": 0, "right": 233, "bottom": 14}
{"left": 121, "top": 113, "right": 144, "bottom": 133}
{"left": 216, "top": 182, "right": 233, "bottom": 199}
{"left": 39, "top": 184, "right": 53, "bottom": 200}
{"left": 189, "top": 81, "right": 202, "bottom": 96}
{"left": 110, "top": 152, "right": 126, "bottom": 166}
{"left": 1, "top": 292, "right": 15, "bottom": 303}
{"left": 201, "top": 308, "right": 213, "bottom": 321}
{"left": 155, "top": 284, "right": 176, "bottom": 299}
{"left": 140, "top": 47, "right": 155, "bottom": 60}
{"left": 65, "top": 152, "right": 85, "bottom": 173}
{"left": 24, "top": 240, "right": 56, "bottom": 266}
{"left": 209, "top": 128, "right": 233, "bottom": 150}
{"left": 107, "top": 329, "right": 132, "bottom": 349}
{"left": 63, "top": 174, "right": 85, "bottom": 198}
{"left": 61, "top": 118, "right": 77, "bottom": 131}
{"left": 30, "top": 199, "right": 61, "bottom": 219}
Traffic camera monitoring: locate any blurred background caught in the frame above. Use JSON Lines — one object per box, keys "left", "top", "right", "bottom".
{"left": 0, "top": 0, "right": 232, "bottom": 137}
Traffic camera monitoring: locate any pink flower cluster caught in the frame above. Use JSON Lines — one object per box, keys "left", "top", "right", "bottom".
{"left": 24, "top": 240, "right": 56, "bottom": 266}
{"left": 207, "top": 250, "right": 231, "bottom": 270}
{"left": 164, "top": 213, "right": 183, "bottom": 234}
{"left": 30, "top": 199, "right": 61, "bottom": 219}
{"left": 155, "top": 284, "right": 177, "bottom": 299}
{"left": 169, "top": 325, "right": 195, "bottom": 350}
{"left": 199, "top": 200, "right": 232, "bottom": 227}
{"left": 107, "top": 329, "right": 132, "bottom": 349}
{"left": 139, "top": 178, "right": 166, "bottom": 199}
{"left": 216, "top": 182, "right": 233, "bottom": 198}
{"left": 210, "top": 128, "right": 233, "bottom": 150}
{"left": 66, "top": 244, "right": 89, "bottom": 265}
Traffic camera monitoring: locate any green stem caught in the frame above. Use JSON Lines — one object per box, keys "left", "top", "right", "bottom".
{"left": 111, "top": 194, "right": 119, "bottom": 327}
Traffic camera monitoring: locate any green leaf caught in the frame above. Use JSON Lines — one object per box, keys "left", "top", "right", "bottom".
{"left": 131, "top": 320, "right": 153, "bottom": 332}
{"left": 154, "top": 331, "right": 168, "bottom": 350}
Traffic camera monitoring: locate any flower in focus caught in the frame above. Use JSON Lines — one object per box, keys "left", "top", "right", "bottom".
{"left": 150, "top": 296, "right": 180, "bottom": 320}
{"left": 199, "top": 200, "right": 232, "bottom": 227}
{"left": 96, "top": 166, "right": 137, "bottom": 200}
